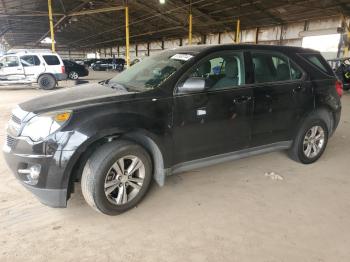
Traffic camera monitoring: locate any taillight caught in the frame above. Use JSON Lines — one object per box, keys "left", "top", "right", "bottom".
{"left": 61, "top": 66, "right": 65, "bottom": 74}
{"left": 335, "top": 80, "right": 343, "bottom": 97}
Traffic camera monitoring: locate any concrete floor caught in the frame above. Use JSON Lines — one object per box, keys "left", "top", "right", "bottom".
{"left": 0, "top": 75, "right": 350, "bottom": 261}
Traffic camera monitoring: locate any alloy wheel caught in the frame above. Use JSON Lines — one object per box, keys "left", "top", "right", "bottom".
{"left": 69, "top": 71, "right": 79, "bottom": 80}
{"left": 302, "top": 125, "right": 325, "bottom": 159}
{"left": 104, "top": 155, "right": 145, "bottom": 205}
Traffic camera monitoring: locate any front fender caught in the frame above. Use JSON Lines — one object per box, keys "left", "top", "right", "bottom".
{"left": 54, "top": 111, "right": 172, "bottom": 192}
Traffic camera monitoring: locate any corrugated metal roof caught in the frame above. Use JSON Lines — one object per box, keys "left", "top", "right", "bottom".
{"left": 0, "top": 0, "right": 349, "bottom": 50}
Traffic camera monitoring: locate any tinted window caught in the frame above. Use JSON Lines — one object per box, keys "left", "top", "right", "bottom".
{"left": 302, "top": 54, "right": 332, "bottom": 74}
{"left": 43, "top": 55, "right": 60, "bottom": 65}
{"left": 290, "top": 63, "right": 303, "bottom": 80}
{"left": 20, "top": 55, "right": 40, "bottom": 67}
{"left": 188, "top": 52, "right": 245, "bottom": 90}
{"left": 109, "top": 50, "right": 189, "bottom": 90}
{"left": 0, "top": 56, "right": 19, "bottom": 67}
{"left": 252, "top": 52, "right": 292, "bottom": 83}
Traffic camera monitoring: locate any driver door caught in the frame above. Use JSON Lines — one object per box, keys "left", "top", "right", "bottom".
{"left": 172, "top": 51, "right": 253, "bottom": 164}
{"left": 0, "top": 55, "right": 25, "bottom": 81}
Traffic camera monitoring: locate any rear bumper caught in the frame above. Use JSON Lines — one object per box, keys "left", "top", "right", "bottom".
{"left": 54, "top": 73, "right": 67, "bottom": 81}
{"left": 333, "top": 108, "right": 341, "bottom": 134}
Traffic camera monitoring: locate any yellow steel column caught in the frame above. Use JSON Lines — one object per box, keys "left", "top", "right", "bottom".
{"left": 345, "top": 32, "right": 350, "bottom": 57}
{"left": 48, "top": 0, "right": 55, "bottom": 52}
{"left": 188, "top": 1, "right": 192, "bottom": 45}
{"left": 125, "top": 3, "right": 130, "bottom": 67}
{"left": 236, "top": 18, "right": 240, "bottom": 44}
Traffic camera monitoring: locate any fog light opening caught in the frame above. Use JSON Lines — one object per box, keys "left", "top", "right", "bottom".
{"left": 18, "top": 164, "right": 41, "bottom": 185}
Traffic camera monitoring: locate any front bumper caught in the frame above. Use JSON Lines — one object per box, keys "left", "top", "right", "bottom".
{"left": 3, "top": 142, "right": 74, "bottom": 208}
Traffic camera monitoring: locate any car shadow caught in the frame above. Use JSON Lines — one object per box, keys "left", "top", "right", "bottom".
{"left": 74, "top": 79, "right": 89, "bottom": 85}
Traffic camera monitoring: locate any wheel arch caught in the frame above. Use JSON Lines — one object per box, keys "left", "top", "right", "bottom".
{"left": 294, "top": 106, "right": 335, "bottom": 141}
{"left": 66, "top": 129, "right": 168, "bottom": 200}
{"left": 36, "top": 72, "right": 57, "bottom": 82}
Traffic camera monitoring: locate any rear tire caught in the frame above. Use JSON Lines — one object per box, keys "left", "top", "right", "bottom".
{"left": 289, "top": 115, "right": 329, "bottom": 164}
{"left": 68, "top": 71, "right": 79, "bottom": 80}
{"left": 38, "top": 74, "right": 56, "bottom": 90}
{"left": 81, "top": 140, "right": 153, "bottom": 215}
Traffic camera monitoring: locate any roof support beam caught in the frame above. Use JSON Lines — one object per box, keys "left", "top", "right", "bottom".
{"left": 36, "top": 2, "right": 124, "bottom": 46}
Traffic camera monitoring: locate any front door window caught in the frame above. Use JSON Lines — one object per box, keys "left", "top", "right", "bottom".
{"left": 0, "top": 56, "right": 20, "bottom": 68}
{"left": 183, "top": 52, "right": 245, "bottom": 91}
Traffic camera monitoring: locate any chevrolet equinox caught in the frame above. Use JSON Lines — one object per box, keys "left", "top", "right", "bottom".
{"left": 3, "top": 45, "right": 342, "bottom": 215}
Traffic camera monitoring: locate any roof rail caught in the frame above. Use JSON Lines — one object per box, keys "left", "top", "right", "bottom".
{"left": 6, "top": 49, "right": 53, "bottom": 55}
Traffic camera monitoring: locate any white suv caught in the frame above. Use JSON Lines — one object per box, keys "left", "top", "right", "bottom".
{"left": 0, "top": 49, "right": 67, "bottom": 89}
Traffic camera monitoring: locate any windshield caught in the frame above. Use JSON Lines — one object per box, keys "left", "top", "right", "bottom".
{"left": 109, "top": 50, "right": 195, "bottom": 91}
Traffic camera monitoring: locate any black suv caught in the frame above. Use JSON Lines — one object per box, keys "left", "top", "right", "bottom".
{"left": 3, "top": 45, "right": 342, "bottom": 215}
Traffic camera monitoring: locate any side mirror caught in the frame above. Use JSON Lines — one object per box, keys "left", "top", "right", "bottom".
{"left": 0, "top": 62, "right": 3, "bottom": 68}
{"left": 178, "top": 77, "right": 206, "bottom": 93}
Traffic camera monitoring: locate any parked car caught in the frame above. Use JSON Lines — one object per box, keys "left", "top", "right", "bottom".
{"left": 84, "top": 58, "right": 98, "bottom": 67}
{"left": 73, "top": 59, "right": 85, "bottom": 65}
{"left": 327, "top": 57, "right": 350, "bottom": 90}
{"left": 91, "top": 58, "right": 125, "bottom": 72}
{"left": 3, "top": 44, "right": 342, "bottom": 215}
{"left": 63, "top": 60, "right": 89, "bottom": 80}
{"left": 0, "top": 49, "right": 66, "bottom": 89}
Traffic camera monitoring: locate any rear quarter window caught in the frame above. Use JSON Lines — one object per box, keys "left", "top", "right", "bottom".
{"left": 301, "top": 53, "right": 333, "bottom": 75}
{"left": 43, "top": 55, "right": 60, "bottom": 65}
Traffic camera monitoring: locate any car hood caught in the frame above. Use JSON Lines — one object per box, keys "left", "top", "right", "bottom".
{"left": 20, "top": 82, "right": 133, "bottom": 113}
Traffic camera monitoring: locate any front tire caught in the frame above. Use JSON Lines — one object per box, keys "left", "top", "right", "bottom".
{"left": 38, "top": 74, "right": 56, "bottom": 90}
{"left": 81, "top": 140, "right": 153, "bottom": 215}
{"left": 289, "top": 118, "right": 329, "bottom": 164}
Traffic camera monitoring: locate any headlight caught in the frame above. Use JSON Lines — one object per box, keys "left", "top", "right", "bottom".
{"left": 21, "top": 111, "right": 72, "bottom": 142}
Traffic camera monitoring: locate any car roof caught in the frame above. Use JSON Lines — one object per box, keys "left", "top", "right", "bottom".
{"left": 171, "top": 44, "right": 318, "bottom": 54}
{"left": 4, "top": 52, "right": 60, "bottom": 56}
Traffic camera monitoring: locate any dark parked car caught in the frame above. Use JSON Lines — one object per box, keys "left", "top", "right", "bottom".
{"left": 3, "top": 44, "right": 342, "bottom": 215}
{"left": 91, "top": 58, "right": 125, "bottom": 72}
{"left": 327, "top": 57, "right": 350, "bottom": 90}
{"left": 83, "top": 58, "right": 98, "bottom": 67}
{"left": 63, "top": 60, "right": 89, "bottom": 80}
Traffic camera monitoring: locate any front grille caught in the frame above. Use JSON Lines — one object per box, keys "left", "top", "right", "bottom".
{"left": 6, "top": 135, "right": 16, "bottom": 149}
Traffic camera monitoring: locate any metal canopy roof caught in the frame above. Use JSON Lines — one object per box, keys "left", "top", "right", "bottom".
{"left": 1, "top": 0, "right": 350, "bottom": 50}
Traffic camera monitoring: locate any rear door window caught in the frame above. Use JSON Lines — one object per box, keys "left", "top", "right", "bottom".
{"left": 252, "top": 52, "right": 302, "bottom": 83}
{"left": 20, "top": 55, "right": 41, "bottom": 67}
{"left": 290, "top": 63, "right": 303, "bottom": 80}
{"left": 43, "top": 55, "right": 60, "bottom": 65}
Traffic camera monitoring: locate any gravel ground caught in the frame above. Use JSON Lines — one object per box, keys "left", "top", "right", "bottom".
{"left": 0, "top": 77, "right": 350, "bottom": 262}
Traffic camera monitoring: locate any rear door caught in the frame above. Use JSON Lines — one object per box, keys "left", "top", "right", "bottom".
{"left": 0, "top": 55, "right": 25, "bottom": 81}
{"left": 173, "top": 50, "right": 253, "bottom": 164}
{"left": 20, "top": 55, "right": 45, "bottom": 81}
{"left": 249, "top": 51, "right": 313, "bottom": 146}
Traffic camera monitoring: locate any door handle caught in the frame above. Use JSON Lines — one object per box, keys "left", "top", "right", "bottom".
{"left": 293, "top": 85, "right": 303, "bottom": 93}
{"left": 17, "top": 68, "right": 22, "bottom": 71}
{"left": 233, "top": 96, "right": 252, "bottom": 104}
